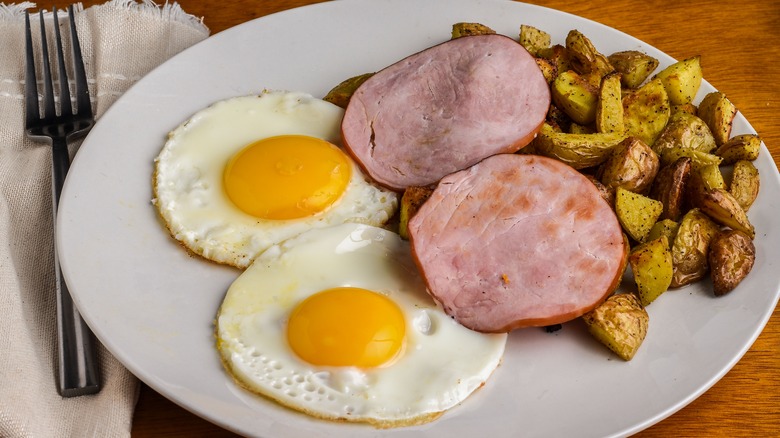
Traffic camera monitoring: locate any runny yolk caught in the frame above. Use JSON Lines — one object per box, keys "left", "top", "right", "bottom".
{"left": 223, "top": 135, "right": 351, "bottom": 220}
{"left": 286, "top": 287, "right": 406, "bottom": 368}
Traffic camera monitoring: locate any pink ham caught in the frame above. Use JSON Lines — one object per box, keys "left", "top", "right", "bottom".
{"left": 407, "top": 154, "right": 628, "bottom": 333}
{"left": 341, "top": 34, "right": 550, "bottom": 191}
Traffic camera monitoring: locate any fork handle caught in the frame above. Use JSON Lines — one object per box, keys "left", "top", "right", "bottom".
{"left": 52, "top": 137, "right": 101, "bottom": 397}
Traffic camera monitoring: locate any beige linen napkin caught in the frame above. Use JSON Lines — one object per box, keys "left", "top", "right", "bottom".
{"left": 0, "top": 1, "right": 208, "bottom": 436}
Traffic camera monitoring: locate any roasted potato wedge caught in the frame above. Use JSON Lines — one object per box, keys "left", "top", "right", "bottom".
{"left": 671, "top": 103, "right": 698, "bottom": 117}
{"left": 714, "top": 134, "right": 761, "bottom": 164}
{"left": 586, "top": 174, "right": 615, "bottom": 206}
{"left": 552, "top": 70, "right": 599, "bottom": 125}
{"left": 730, "top": 160, "right": 760, "bottom": 211}
{"left": 697, "top": 91, "right": 737, "bottom": 147}
{"left": 615, "top": 187, "right": 664, "bottom": 243}
{"left": 537, "top": 44, "right": 571, "bottom": 79}
{"left": 323, "top": 72, "right": 374, "bottom": 108}
{"left": 653, "top": 56, "right": 703, "bottom": 105}
{"left": 398, "top": 186, "right": 434, "bottom": 240}
{"left": 695, "top": 188, "right": 755, "bottom": 238}
{"left": 629, "top": 236, "right": 673, "bottom": 306}
{"left": 649, "top": 157, "right": 691, "bottom": 221}
{"left": 709, "top": 230, "right": 756, "bottom": 296}
{"left": 659, "top": 146, "right": 722, "bottom": 170}
{"left": 598, "top": 137, "right": 659, "bottom": 194}
{"left": 647, "top": 219, "right": 680, "bottom": 248}
{"left": 596, "top": 72, "right": 625, "bottom": 134}
{"left": 607, "top": 50, "right": 659, "bottom": 89}
{"left": 451, "top": 22, "right": 496, "bottom": 38}
{"left": 565, "top": 29, "right": 614, "bottom": 78}
{"left": 533, "top": 123, "right": 626, "bottom": 169}
{"left": 622, "top": 78, "right": 671, "bottom": 146}
{"left": 670, "top": 208, "right": 720, "bottom": 288}
{"left": 535, "top": 57, "right": 557, "bottom": 84}
{"left": 652, "top": 112, "right": 717, "bottom": 156}
{"left": 519, "top": 24, "right": 551, "bottom": 56}
{"left": 582, "top": 293, "right": 649, "bottom": 361}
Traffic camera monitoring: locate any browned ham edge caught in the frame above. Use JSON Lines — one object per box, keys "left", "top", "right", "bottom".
{"left": 341, "top": 34, "right": 550, "bottom": 191}
{"left": 408, "top": 154, "right": 628, "bottom": 333}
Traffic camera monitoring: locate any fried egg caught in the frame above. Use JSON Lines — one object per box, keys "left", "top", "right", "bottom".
{"left": 153, "top": 90, "right": 397, "bottom": 268}
{"left": 216, "top": 223, "right": 507, "bottom": 427}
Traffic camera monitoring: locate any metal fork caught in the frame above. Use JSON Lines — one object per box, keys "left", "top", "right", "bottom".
{"left": 24, "top": 5, "right": 100, "bottom": 397}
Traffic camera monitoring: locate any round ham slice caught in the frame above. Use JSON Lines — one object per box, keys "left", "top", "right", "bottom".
{"left": 407, "top": 154, "right": 628, "bottom": 333}
{"left": 341, "top": 34, "right": 550, "bottom": 191}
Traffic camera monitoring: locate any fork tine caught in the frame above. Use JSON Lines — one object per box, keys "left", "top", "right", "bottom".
{"left": 38, "top": 11, "right": 56, "bottom": 119}
{"left": 53, "top": 7, "right": 72, "bottom": 117}
{"left": 68, "top": 5, "right": 91, "bottom": 118}
{"left": 24, "top": 11, "right": 40, "bottom": 127}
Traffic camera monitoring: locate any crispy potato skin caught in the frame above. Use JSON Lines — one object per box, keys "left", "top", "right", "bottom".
{"left": 582, "top": 293, "right": 649, "bottom": 361}
{"left": 451, "top": 22, "right": 496, "bottom": 38}
{"left": 653, "top": 112, "right": 717, "bottom": 157}
{"left": 399, "top": 186, "right": 434, "bottom": 240}
{"left": 533, "top": 123, "right": 626, "bottom": 169}
{"left": 698, "top": 91, "right": 737, "bottom": 147}
{"left": 323, "top": 73, "right": 374, "bottom": 108}
{"left": 607, "top": 50, "right": 659, "bottom": 89}
{"left": 694, "top": 188, "right": 755, "bottom": 239}
{"left": 715, "top": 134, "right": 761, "bottom": 165}
{"left": 598, "top": 137, "right": 659, "bottom": 195}
{"left": 709, "top": 230, "right": 756, "bottom": 296}
{"left": 650, "top": 157, "right": 691, "bottom": 221}
{"left": 519, "top": 24, "right": 551, "bottom": 56}
{"left": 565, "top": 29, "right": 614, "bottom": 78}
{"left": 730, "top": 160, "right": 760, "bottom": 211}
{"left": 670, "top": 208, "right": 720, "bottom": 288}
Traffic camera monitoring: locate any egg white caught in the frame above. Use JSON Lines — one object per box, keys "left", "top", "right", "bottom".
{"left": 216, "top": 223, "right": 507, "bottom": 427}
{"left": 153, "top": 90, "right": 397, "bottom": 268}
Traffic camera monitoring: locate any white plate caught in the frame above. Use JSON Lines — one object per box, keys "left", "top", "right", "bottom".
{"left": 58, "top": 1, "right": 780, "bottom": 437}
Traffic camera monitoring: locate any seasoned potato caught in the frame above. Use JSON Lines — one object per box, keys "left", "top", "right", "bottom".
{"left": 697, "top": 164, "right": 726, "bottom": 190}
{"left": 606, "top": 50, "right": 659, "bottom": 89}
{"left": 629, "top": 236, "right": 673, "bottom": 306}
{"left": 585, "top": 174, "right": 615, "bottom": 206}
{"left": 532, "top": 123, "right": 626, "bottom": 169}
{"left": 653, "top": 56, "right": 703, "bottom": 105}
{"left": 670, "top": 208, "right": 720, "bottom": 287}
{"left": 398, "top": 186, "right": 434, "bottom": 240}
{"left": 582, "top": 293, "right": 649, "bottom": 361}
{"left": 323, "top": 73, "right": 374, "bottom": 108}
{"left": 535, "top": 57, "right": 557, "bottom": 84}
{"left": 451, "top": 22, "right": 495, "bottom": 38}
{"left": 697, "top": 92, "right": 737, "bottom": 147}
{"left": 565, "top": 29, "right": 614, "bottom": 78}
{"left": 652, "top": 112, "right": 717, "bottom": 156}
{"left": 714, "top": 134, "right": 761, "bottom": 164}
{"left": 671, "top": 103, "right": 698, "bottom": 117}
{"left": 596, "top": 72, "right": 625, "bottom": 134}
{"left": 519, "top": 24, "right": 551, "bottom": 56}
{"left": 537, "top": 44, "right": 571, "bottom": 78}
{"left": 647, "top": 219, "right": 679, "bottom": 248}
{"left": 622, "top": 78, "right": 671, "bottom": 146}
{"left": 708, "top": 230, "right": 756, "bottom": 296}
{"left": 552, "top": 70, "right": 599, "bottom": 125}
{"left": 545, "top": 104, "right": 572, "bottom": 132}
{"left": 598, "top": 137, "right": 659, "bottom": 194}
{"left": 695, "top": 188, "right": 755, "bottom": 238}
{"left": 649, "top": 157, "right": 691, "bottom": 221}
{"left": 730, "top": 160, "right": 760, "bottom": 211}
{"left": 615, "top": 187, "right": 664, "bottom": 243}
{"left": 659, "top": 146, "right": 722, "bottom": 170}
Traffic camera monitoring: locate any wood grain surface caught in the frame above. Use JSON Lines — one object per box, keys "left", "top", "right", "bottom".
{"left": 43, "top": 0, "right": 780, "bottom": 436}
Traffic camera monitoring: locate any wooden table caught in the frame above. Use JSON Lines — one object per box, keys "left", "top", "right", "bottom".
{"left": 47, "top": 0, "right": 780, "bottom": 436}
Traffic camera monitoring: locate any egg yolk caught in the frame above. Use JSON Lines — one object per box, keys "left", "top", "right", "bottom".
{"left": 286, "top": 287, "right": 406, "bottom": 368}
{"left": 223, "top": 135, "right": 351, "bottom": 220}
